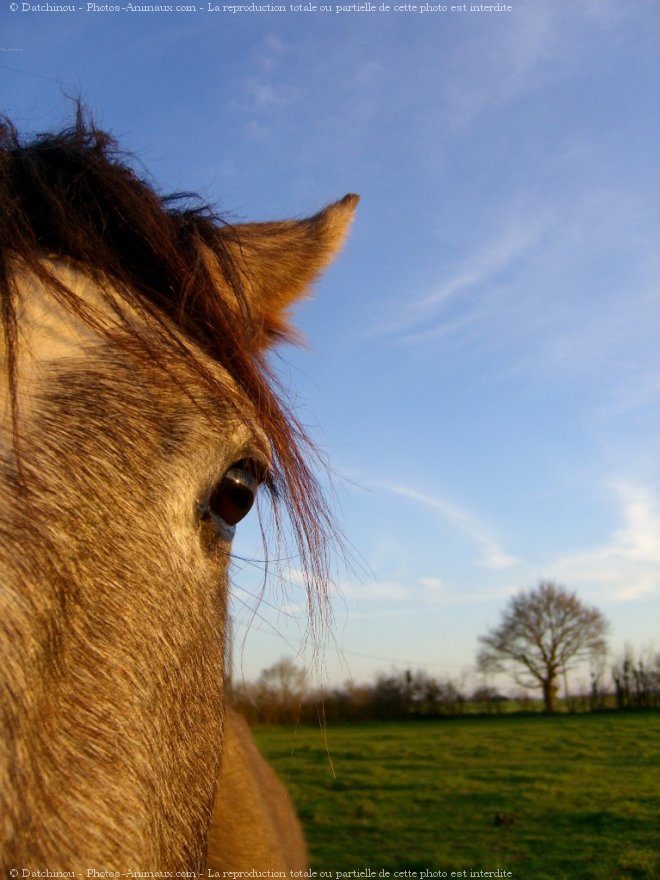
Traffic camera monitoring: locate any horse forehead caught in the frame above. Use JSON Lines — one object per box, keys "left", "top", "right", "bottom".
{"left": 3, "top": 261, "right": 271, "bottom": 454}
{"left": 12, "top": 260, "right": 133, "bottom": 361}
{"left": 9, "top": 259, "right": 224, "bottom": 380}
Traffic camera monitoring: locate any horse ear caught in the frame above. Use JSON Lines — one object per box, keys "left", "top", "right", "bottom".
{"left": 219, "top": 194, "right": 359, "bottom": 347}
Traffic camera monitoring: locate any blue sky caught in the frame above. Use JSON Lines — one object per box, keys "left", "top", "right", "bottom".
{"left": 2, "top": 0, "right": 659, "bottom": 692}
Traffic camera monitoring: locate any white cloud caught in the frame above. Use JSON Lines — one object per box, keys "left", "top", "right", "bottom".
{"left": 260, "top": 35, "right": 285, "bottom": 71}
{"left": 551, "top": 483, "right": 660, "bottom": 602}
{"left": 419, "top": 576, "right": 443, "bottom": 591}
{"left": 233, "top": 34, "right": 301, "bottom": 140}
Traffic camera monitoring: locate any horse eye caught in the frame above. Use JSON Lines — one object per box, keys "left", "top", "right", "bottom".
{"left": 207, "top": 463, "right": 261, "bottom": 528}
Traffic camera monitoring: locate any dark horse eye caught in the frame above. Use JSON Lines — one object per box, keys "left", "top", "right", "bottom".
{"left": 208, "top": 463, "right": 261, "bottom": 527}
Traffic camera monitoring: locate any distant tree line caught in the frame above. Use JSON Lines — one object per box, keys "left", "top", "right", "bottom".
{"left": 230, "top": 647, "right": 660, "bottom": 725}
{"left": 230, "top": 581, "right": 659, "bottom": 723}
{"left": 611, "top": 647, "right": 660, "bottom": 710}
{"left": 231, "top": 662, "right": 484, "bottom": 726}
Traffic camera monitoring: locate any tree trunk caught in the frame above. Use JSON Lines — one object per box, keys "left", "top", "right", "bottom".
{"left": 542, "top": 676, "right": 558, "bottom": 712}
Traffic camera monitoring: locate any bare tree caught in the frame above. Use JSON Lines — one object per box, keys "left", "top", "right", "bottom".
{"left": 256, "top": 657, "right": 307, "bottom": 723}
{"left": 477, "top": 580, "right": 609, "bottom": 712}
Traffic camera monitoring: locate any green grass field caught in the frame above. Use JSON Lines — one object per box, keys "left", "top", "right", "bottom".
{"left": 253, "top": 712, "right": 660, "bottom": 880}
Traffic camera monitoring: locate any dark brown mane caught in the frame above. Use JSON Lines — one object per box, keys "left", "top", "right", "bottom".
{"left": 0, "top": 108, "right": 335, "bottom": 614}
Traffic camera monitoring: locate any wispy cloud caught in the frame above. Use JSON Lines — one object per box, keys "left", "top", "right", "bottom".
{"left": 443, "top": 4, "right": 556, "bottom": 130}
{"left": 441, "top": 1, "right": 635, "bottom": 133}
{"left": 374, "top": 204, "right": 549, "bottom": 342}
{"left": 373, "top": 184, "right": 660, "bottom": 416}
{"left": 338, "top": 580, "right": 414, "bottom": 605}
{"left": 576, "top": 0, "right": 633, "bottom": 25}
{"left": 375, "top": 482, "right": 517, "bottom": 571}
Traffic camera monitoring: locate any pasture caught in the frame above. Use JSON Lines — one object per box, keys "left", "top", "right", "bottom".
{"left": 253, "top": 711, "right": 660, "bottom": 880}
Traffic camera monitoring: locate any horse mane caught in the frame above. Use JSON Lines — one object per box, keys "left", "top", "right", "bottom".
{"left": 0, "top": 107, "right": 335, "bottom": 618}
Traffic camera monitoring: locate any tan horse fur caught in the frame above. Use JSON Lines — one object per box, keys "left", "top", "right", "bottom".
{"left": 0, "top": 117, "right": 356, "bottom": 873}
